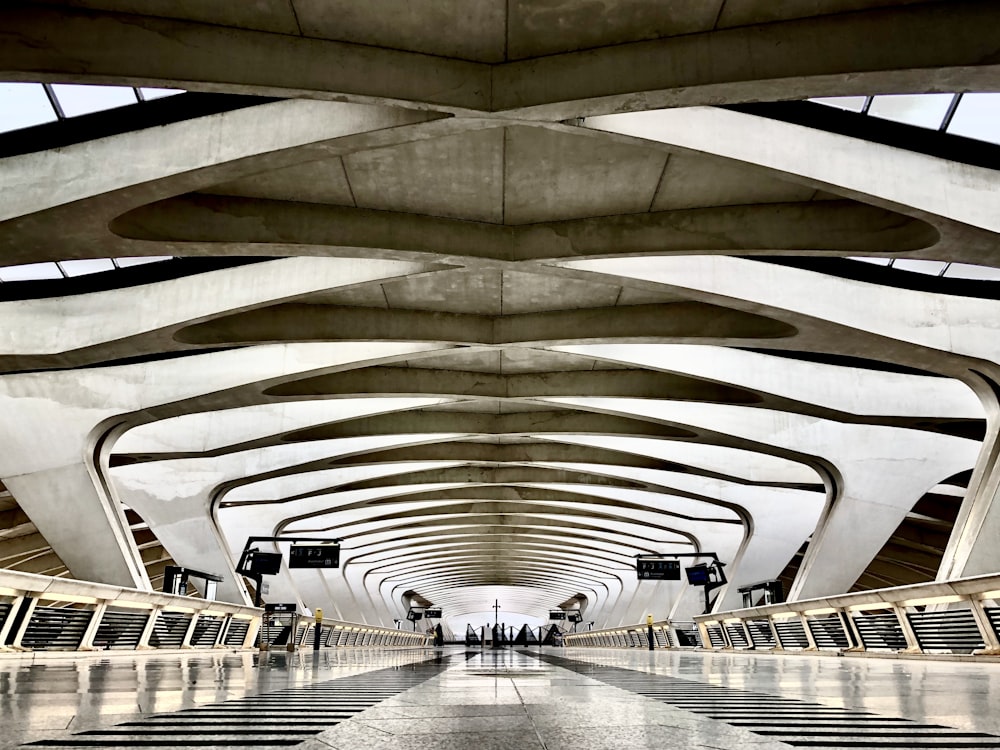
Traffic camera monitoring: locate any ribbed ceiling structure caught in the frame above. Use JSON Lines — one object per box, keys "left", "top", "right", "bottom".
{"left": 1, "top": 0, "right": 1000, "bottom": 631}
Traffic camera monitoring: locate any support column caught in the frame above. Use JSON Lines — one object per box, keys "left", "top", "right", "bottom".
{"left": 891, "top": 603, "right": 923, "bottom": 653}
{"left": 10, "top": 596, "right": 38, "bottom": 650}
{"left": 78, "top": 601, "right": 109, "bottom": 651}
{"left": 137, "top": 607, "right": 161, "bottom": 649}
{"left": 968, "top": 598, "right": 1000, "bottom": 654}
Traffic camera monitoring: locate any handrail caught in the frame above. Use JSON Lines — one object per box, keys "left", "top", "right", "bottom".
{"left": 0, "top": 569, "right": 432, "bottom": 652}
{"left": 564, "top": 573, "right": 1000, "bottom": 657}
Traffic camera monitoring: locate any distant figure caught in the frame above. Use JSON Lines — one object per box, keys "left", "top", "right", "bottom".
{"left": 434, "top": 623, "right": 444, "bottom": 647}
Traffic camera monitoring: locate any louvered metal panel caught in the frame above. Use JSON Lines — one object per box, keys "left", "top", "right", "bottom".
{"left": 653, "top": 626, "right": 669, "bottom": 648}
{"left": 94, "top": 609, "right": 149, "bottom": 649}
{"left": 987, "top": 607, "right": 1000, "bottom": 640}
{"left": 705, "top": 624, "right": 726, "bottom": 648}
{"left": 773, "top": 618, "right": 810, "bottom": 649}
{"left": 148, "top": 611, "right": 192, "bottom": 649}
{"left": 22, "top": 606, "right": 92, "bottom": 650}
{"left": 674, "top": 626, "right": 701, "bottom": 647}
{"left": 190, "top": 615, "right": 223, "bottom": 647}
{"left": 725, "top": 623, "right": 750, "bottom": 648}
{"left": 223, "top": 618, "right": 250, "bottom": 647}
{"left": 853, "top": 612, "right": 908, "bottom": 650}
{"left": 908, "top": 609, "right": 985, "bottom": 651}
{"left": 807, "top": 614, "right": 850, "bottom": 650}
{"left": 746, "top": 620, "right": 776, "bottom": 648}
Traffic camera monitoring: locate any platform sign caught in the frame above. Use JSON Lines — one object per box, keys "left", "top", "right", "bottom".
{"left": 264, "top": 602, "right": 296, "bottom": 613}
{"left": 424, "top": 608, "right": 442, "bottom": 618}
{"left": 685, "top": 564, "right": 711, "bottom": 586}
{"left": 549, "top": 611, "right": 567, "bottom": 620}
{"left": 637, "top": 558, "right": 681, "bottom": 580}
{"left": 288, "top": 544, "right": 340, "bottom": 569}
{"left": 567, "top": 612, "right": 583, "bottom": 623}
{"left": 240, "top": 550, "right": 282, "bottom": 576}
{"left": 406, "top": 610, "right": 423, "bottom": 621}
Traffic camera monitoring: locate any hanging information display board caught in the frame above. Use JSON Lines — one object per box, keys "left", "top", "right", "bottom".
{"left": 288, "top": 544, "right": 340, "bottom": 569}
{"left": 636, "top": 558, "right": 681, "bottom": 580}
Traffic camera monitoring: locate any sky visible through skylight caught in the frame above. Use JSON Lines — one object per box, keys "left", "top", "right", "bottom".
{"left": 809, "top": 92, "right": 1000, "bottom": 145}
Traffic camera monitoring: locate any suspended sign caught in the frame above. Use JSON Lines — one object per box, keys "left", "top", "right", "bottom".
{"left": 288, "top": 544, "right": 340, "bottom": 569}
{"left": 685, "top": 564, "right": 711, "bottom": 586}
{"left": 424, "top": 608, "right": 442, "bottom": 618}
{"left": 239, "top": 551, "right": 282, "bottom": 576}
{"left": 549, "top": 611, "right": 567, "bottom": 620}
{"left": 636, "top": 558, "right": 681, "bottom": 580}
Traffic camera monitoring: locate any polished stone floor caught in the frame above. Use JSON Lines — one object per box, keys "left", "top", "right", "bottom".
{"left": 3, "top": 646, "right": 1000, "bottom": 749}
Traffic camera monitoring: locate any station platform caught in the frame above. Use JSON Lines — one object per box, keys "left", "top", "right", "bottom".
{"left": 4, "top": 646, "right": 1000, "bottom": 749}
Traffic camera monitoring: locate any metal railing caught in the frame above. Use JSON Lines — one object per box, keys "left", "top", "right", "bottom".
{"left": 564, "top": 620, "right": 701, "bottom": 649}
{"left": 564, "top": 573, "right": 1000, "bottom": 657}
{"left": 0, "top": 570, "right": 431, "bottom": 652}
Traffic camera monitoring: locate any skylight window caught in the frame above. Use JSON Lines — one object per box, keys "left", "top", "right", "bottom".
{"left": 139, "top": 88, "right": 184, "bottom": 101}
{"left": 0, "top": 82, "right": 186, "bottom": 135}
{"left": 946, "top": 93, "right": 1000, "bottom": 145}
{"left": 0, "top": 257, "right": 175, "bottom": 283}
{"left": 0, "top": 262, "right": 64, "bottom": 282}
{"left": 0, "top": 83, "right": 57, "bottom": 133}
{"left": 58, "top": 259, "right": 116, "bottom": 277}
{"left": 49, "top": 84, "right": 138, "bottom": 117}
{"left": 867, "top": 94, "right": 955, "bottom": 129}
{"left": 849, "top": 257, "right": 1000, "bottom": 281}
{"left": 115, "top": 256, "right": 174, "bottom": 267}
{"left": 891, "top": 259, "right": 949, "bottom": 275}
{"left": 809, "top": 92, "right": 999, "bottom": 146}
{"left": 808, "top": 96, "right": 868, "bottom": 113}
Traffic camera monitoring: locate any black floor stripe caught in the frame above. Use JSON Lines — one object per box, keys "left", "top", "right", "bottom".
{"left": 535, "top": 653, "right": 1000, "bottom": 749}
{"left": 24, "top": 652, "right": 467, "bottom": 748}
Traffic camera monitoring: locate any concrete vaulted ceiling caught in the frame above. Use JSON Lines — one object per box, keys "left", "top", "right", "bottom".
{"left": 1, "top": 0, "right": 1000, "bottom": 630}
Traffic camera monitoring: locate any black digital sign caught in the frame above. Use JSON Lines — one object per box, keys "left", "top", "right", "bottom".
{"left": 288, "top": 544, "right": 340, "bottom": 569}
{"left": 549, "top": 611, "right": 567, "bottom": 620}
{"left": 264, "top": 602, "right": 296, "bottom": 613}
{"left": 685, "top": 564, "right": 711, "bottom": 586}
{"left": 636, "top": 558, "right": 681, "bottom": 580}
{"left": 241, "top": 551, "right": 282, "bottom": 576}
{"left": 406, "top": 610, "right": 423, "bottom": 621}
{"left": 567, "top": 612, "right": 583, "bottom": 623}
{"left": 423, "top": 608, "right": 442, "bottom": 618}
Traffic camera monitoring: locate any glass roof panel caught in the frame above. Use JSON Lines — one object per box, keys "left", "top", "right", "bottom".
{"left": 115, "top": 256, "right": 174, "bottom": 267}
{"left": 809, "top": 96, "right": 868, "bottom": 112}
{"left": 944, "top": 262, "right": 1000, "bottom": 281}
{"left": 849, "top": 257, "right": 892, "bottom": 266}
{"left": 139, "top": 87, "right": 184, "bottom": 100}
{"left": 58, "top": 258, "right": 116, "bottom": 277}
{"left": 946, "top": 93, "right": 1000, "bottom": 145}
{"left": 0, "top": 82, "right": 57, "bottom": 133}
{"left": 867, "top": 94, "right": 955, "bottom": 129}
{"left": 0, "top": 262, "right": 64, "bottom": 281}
{"left": 50, "top": 84, "right": 138, "bottom": 117}
{"left": 891, "top": 259, "right": 948, "bottom": 275}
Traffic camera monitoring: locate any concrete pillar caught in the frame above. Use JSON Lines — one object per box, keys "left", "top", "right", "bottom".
{"left": 137, "top": 607, "right": 161, "bottom": 649}
{"left": 890, "top": 603, "right": 923, "bottom": 653}
{"left": 78, "top": 601, "right": 109, "bottom": 651}
{"left": 968, "top": 598, "right": 1000, "bottom": 654}
{"left": 10, "top": 596, "right": 38, "bottom": 650}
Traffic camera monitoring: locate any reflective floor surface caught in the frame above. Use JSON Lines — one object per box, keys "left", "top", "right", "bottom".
{"left": 3, "top": 647, "right": 1000, "bottom": 749}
